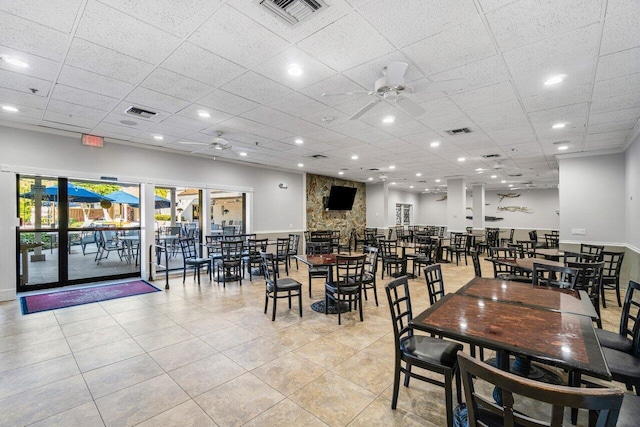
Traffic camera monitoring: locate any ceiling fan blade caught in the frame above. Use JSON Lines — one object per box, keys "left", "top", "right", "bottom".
{"left": 349, "top": 98, "right": 382, "bottom": 120}
{"left": 322, "top": 91, "right": 371, "bottom": 97}
{"left": 395, "top": 97, "right": 426, "bottom": 117}
{"left": 410, "top": 78, "right": 469, "bottom": 93}
{"left": 386, "top": 62, "right": 408, "bottom": 86}
{"left": 179, "top": 141, "right": 208, "bottom": 146}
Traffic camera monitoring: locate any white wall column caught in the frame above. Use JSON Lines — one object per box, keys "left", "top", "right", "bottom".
{"left": 140, "top": 183, "right": 156, "bottom": 281}
{"left": 383, "top": 182, "right": 390, "bottom": 228}
{"left": 0, "top": 171, "right": 18, "bottom": 300}
{"left": 472, "top": 184, "right": 486, "bottom": 230}
{"left": 201, "top": 188, "right": 211, "bottom": 239}
{"left": 447, "top": 177, "right": 466, "bottom": 233}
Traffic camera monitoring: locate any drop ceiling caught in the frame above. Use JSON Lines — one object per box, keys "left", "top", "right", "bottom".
{"left": 0, "top": 0, "right": 638, "bottom": 192}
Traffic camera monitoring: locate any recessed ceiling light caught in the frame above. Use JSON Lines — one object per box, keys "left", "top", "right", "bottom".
{"left": 390, "top": 182, "right": 396, "bottom": 185}
{"left": 2, "top": 105, "right": 18, "bottom": 112}
{"left": 458, "top": 157, "right": 465, "bottom": 162}
{"left": 153, "top": 135, "right": 164, "bottom": 141}
{"left": 294, "top": 138, "right": 303, "bottom": 144}
{"left": 368, "top": 177, "right": 373, "bottom": 181}
{"left": 238, "top": 152, "right": 247, "bottom": 157}
{"left": 351, "top": 155, "right": 358, "bottom": 160}
{"left": 557, "top": 145, "right": 569, "bottom": 151}
{"left": 214, "top": 145, "right": 223, "bottom": 150}
{"left": 338, "top": 171, "right": 344, "bottom": 175}
{"left": 389, "top": 165, "right": 396, "bottom": 169}
{"left": 508, "top": 184, "right": 513, "bottom": 187}
{"left": 425, "top": 188, "right": 429, "bottom": 191}
{"left": 409, "top": 185, "right": 414, "bottom": 189}
{"left": 491, "top": 175, "right": 497, "bottom": 179}
{"left": 298, "top": 163, "right": 304, "bottom": 167}
{"left": 475, "top": 168, "right": 483, "bottom": 172}
{"left": 552, "top": 123, "right": 565, "bottom": 129}
{"left": 501, "top": 180, "right": 506, "bottom": 183}
{"left": 0, "top": 56, "right": 29, "bottom": 68}
{"left": 198, "top": 111, "right": 210, "bottom": 118}
{"left": 430, "top": 141, "right": 440, "bottom": 147}
{"left": 382, "top": 115, "right": 395, "bottom": 124}
{"left": 287, "top": 64, "right": 302, "bottom": 76}
{"left": 416, "top": 173, "right": 422, "bottom": 177}
{"left": 435, "top": 179, "right": 441, "bottom": 183}
{"left": 544, "top": 74, "right": 566, "bottom": 86}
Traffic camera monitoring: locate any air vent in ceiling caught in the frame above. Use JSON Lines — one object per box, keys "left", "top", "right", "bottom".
{"left": 367, "top": 168, "right": 380, "bottom": 171}
{"left": 125, "top": 106, "right": 157, "bottom": 119}
{"left": 310, "top": 154, "right": 327, "bottom": 159}
{"left": 507, "top": 173, "right": 523, "bottom": 177}
{"left": 444, "top": 127, "right": 471, "bottom": 135}
{"left": 257, "top": 0, "right": 327, "bottom": 26}
{"left": 482, "top": 153, "right": 501, "bottom": 159}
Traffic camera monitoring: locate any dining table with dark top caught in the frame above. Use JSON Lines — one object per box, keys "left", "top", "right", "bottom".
{"left": 410, "top": 277, "right": 610, "bottom": 385}
{"left": 488, "top": 256, "right": 565, "bottom": 273}
{"left": 530, "top": 248, "right": 565, "bottom": 260}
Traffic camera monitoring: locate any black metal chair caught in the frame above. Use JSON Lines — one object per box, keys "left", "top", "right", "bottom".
{"left": 476, "top": 229, "right": 499, "bottom": 255}
{"left": 385, "top": 276, "right": 462, "bottom": 427}
{"left": 379, "top": 239, "right": 407, "bottom": 279}
{"left": 601, "top": 250, "right": 625, "bottom": 307}
{"left": 411, "top": 235, "right": 434, "bottom": 277}
{"left": 274, "top": 237, "right": 290, "bottom": 276}
{"left": 361, "top": 246, "right": 379, "bottom": 306}
{"left": 424, "top": 263, "right": 446, "bottom": 306}
{"left": 470, "top": 249, "right": 482, "bottom": 277}
{"left": 94, "top": 230, "right": 124, "bottom": 264}
{"left": 324, "top": 254, "right": 365, "bottom": 325}
{"left": 260, "top": 252, "right": 302, "bottom": 321}
{"left": 306, "top": 241, "right": 331, "bottom": 298}
{"left": 532, "top": 263, "right": 579, "bottom": 289}
{"left": 596, "top": 280, "right": 640, "bottom": 354}
{"left": 544, "top": 233, "right": 559, "bottom": 248}
{"left": 580, "top": 243, "right": 604, "bottom": 260}
{"left": 179, "top": 237, "right": 212, "bottom": 285}
{"left": 444, "top": 233, "right": 468, "bottom": 266}
{"left": 500, "top": 228, "right": 515, "bottom": 247}
{"left": 567, "top": 261, "right": 604, "bottom": 328}
{"left": 458, "top": 351, "right": 623, "bottom": 427}
{"left": 216, "top": 239, "right": 243, "bottom": 287}
{"left": 243, "top": 238, "right": 267, "bottom": 281}
{"left": 287, "top": 233, "right": 300, "bottom": 270}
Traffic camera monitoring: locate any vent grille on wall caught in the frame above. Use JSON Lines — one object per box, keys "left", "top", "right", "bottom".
{"left": 310, "top": 154, "right": 328, "bottom": 159}
{"left": 444, "top": 127, "right": 471, "bottom": 135}
{"left": 125, "top": 106, "right": 157, "bottom": 119}
{"left": 257, "top": 0, "right": 327, "bottom": 26}
{"left": 482, "top": 153, "right": 501, "bottom": 159}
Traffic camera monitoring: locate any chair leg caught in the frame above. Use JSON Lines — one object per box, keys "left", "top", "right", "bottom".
{"left": 298, "top": 291, "right": 302, "bottom": 317}
{"left": 373, "top": 282, "right": 379, "bottom": 306}
{"left": 616, "top": 279, "right": 622, "bottom": 307}
{"left": 391, "top": 358, "right": 401, "bottom": 409}
{"left": 264, "top": 291, "right": 269, "bottom": 314}
{"left": 601, "top": 283, "right": 607, "bottom": 309}
{"left": 288, "top": 290, "right": 292, "bottom": 309}
{"left": 444, "top": 371, "right": 454, "bottom": 427}
{"left": 358, "top": 290, "right": 363, "bottom": 321}
{"left": 272, "top": 292, "right": 277, "bottom": 321}
{"left": 404, "top": 364, "right": 412, "bottom": 387}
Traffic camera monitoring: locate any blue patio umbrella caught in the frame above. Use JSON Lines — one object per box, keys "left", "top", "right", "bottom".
{"left": 104, "top": 190, "right": 140, "bottom": 206}
{"left": 154, "top": 195, "right": 171, "bottom": 209}
{"left": 20, "top": 184, "right": 109, "bottom": 203}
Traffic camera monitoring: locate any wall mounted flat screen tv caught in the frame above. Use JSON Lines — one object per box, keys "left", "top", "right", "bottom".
{"left": 325, "top": 185, "right": 357, "bottom": 210}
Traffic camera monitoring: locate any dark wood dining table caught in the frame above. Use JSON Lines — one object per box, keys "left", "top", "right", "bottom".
{"left": 488, "top": 256, "right": 565, "bottom": 273}
{"left": 531, "top": 248, "right": 565, "bottom": 260}
{"left": 410, "top": 277, "right": 610, "bottom": 382}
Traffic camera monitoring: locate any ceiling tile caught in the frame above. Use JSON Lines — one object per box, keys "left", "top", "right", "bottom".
{"left": 146, "top": 123, "right": 198, "bottom": 139}
{"left": 159, "top": 114, "right": 209, "bottom": 133}
{"left": 76, "top": 1, "right": 182, "bottom": 65}
{"left": 486, "top": 0, "right": 601, "bottom": 51}
{"left": 521, "top": 84, "right": 591, "bottom": 112}
{"left": 592, "top": 73, "right": 640, "bottom": 99}
{"left": 140, "top": 68, "right": 214, "bottom": 103}
{"left": 221, "top": 71, "right": 293, "bottom": 104}
{"left": 125, "top": 87, "right": 191, "bottom": 114}
{"left": 430, "top": 55, "right": 511, "bottom": 89}
{"left": 0, "top": 11, "right": 68, "bottom": 60}
{"left": 99, "top": 0, "right": 222, "bottom": 38}
{"left": 51, "top": 84, "right": 120, "bottom": 111}
{"left": 267, "top": 92, "right": 328, "bottom": 117}
{"left": 0, "top": 68, "right": 51, "bottom": 96}
{"left": 0, "top": 0, "right": 82, "bottom": 32}
{"left": 92, "top": 123, "right": 139, "bottom": 140}
{"left": 528, "top": 102, "right": 589, "bottom": 124}
{"left": 402, "top": 17, "right": 496, "bottom": 76}
{"left": 47, "top": 98, "right": 107, "bottom": 121}
{"left": 0, "top": 86, "right": 48, "bottom": 109}
{"left": 588, "top": 119, "right": 637, "bottom": 134}
{"left": 272, "top": 116, "right": 323, "bottom": 135}
{"left": 304, "top": 127, "right": 351, "bottom": 142}
{"left": 161, "top": 42, "right": 246, "bottom": 88}
{"left": 176, "top": 104, "right": 234, "bottom": 126}
{"left": 586, "top": 130, "right": 631, "bottom": 142}
{"left": 589, "top": 107, "right": 640, "bottom": 126}
{"left": 420, "top": 97, "right": 465, "bottom": 119}
{"left": 359, "top": 0, "right": 478, "bottom": 47}
{"left": 299, "top": 74, "right": 368, "bottom": 107}
{"left": 299, "top": 107, "right": 350, "bottom": 128}
{"left": 329, "top": 120, "right": 378, "bottom": 138}
{"left": 487, "top": 126, "right": 538, "bottom": 145}
{"left": 420, "top": 112, "right": 475, "bottom": 134}
{"left": 43, "top": 111, "right": 97, "bottom": 129}
{"left": 241, "top": 106, "right": 293, "bottom": 127}
{"left": 296, "top": 12, "right": 395, "bottom": 72}
{"left": 65, "top": 38, "right": 155, "bottom": 84}
{"left": 197, "top": 89, "right": 258, "bottom": 116}
{"left": 101, "top": 112, "right": 156, "bottom": 130}
{"left": 189, "top": 4, "right": 288, "bottom": 68}
{"left": 255, "top": 46, "right": 335, "bottom": 90}
{"left": 601, "top": 12, "right": 640, "bottom": 55}
{"left": 595, "top": 47, "right": 640, "bottom": 82}
{"left": 57, "top": 65, "right": 133, "bottom": 98}
{"left": 450, "top": 82, "right": 518, "bottom": 111}
{"left": 0, "top": 44, "right": 60, "bottom": 80}
{"left": 477, "top": 0, "right": 519, "bottom": 12}
{"left": 590, "top": 91, "right": 640, "bottom": 114}
{"left": 503, "top": 24, "right": 600, "bottom": 97}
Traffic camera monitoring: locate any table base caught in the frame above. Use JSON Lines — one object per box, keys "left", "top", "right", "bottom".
{"left": 311, "top": 300, "right": 350, "bottom": 314}
{"left": 486, "top": 356, "right": 564, "bottom": 384}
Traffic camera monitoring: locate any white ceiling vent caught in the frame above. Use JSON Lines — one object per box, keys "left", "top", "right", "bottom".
{"left": 257, "top": 0, "right": 327, "bottom": 26}
{"left": 125, "top": 106, "right": 157, "bottom": 119}
{"left": 444, "top": 127, "right": 471, "bottom": 135}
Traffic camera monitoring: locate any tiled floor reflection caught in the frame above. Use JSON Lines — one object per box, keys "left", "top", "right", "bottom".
{"left": 0, "top": 255, "right": 628, "bottom": 426}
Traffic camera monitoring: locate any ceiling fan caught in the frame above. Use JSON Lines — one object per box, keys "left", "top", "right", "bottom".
{"left": 179, "top": 132, "right": 247, "bottom": 156}
{"left": 322, "top": 61, "right": 468, "bottom": 120}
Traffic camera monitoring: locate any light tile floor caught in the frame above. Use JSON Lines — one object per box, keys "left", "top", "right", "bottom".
{"left": 0, "top": 256, "right": 627, "bottom": 426}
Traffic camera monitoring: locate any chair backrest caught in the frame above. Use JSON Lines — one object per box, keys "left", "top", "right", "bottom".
{"left": 564, "top": 251, "right": 598, "bottom": 264}
{"left": 385, "top": 276, "right": 414, "bottom": 349}
{"left": 334, "top": 254, "right": 366, "bottom": 287}
{"left": 414, "top": 235, "right": 433, "bottom": 261}
{"left": 580, "top": 243, "right": 604, "bottom": 260}
{"left": 466, "top": 226, "right": 473, "bottom": 234}
{"left": 489, "top": 247, "right": 516, "bottom": 278}
{"left": 602, "top": 251, "right": 625, "bottom": 279}
{"left": 387, "top": 228, "right": 393, "bottom": 239}
{"left": 532, "top": 263, "right": 579, "bottom": 289}
{"left": 517, "top": 240, "right": 534, "bottom": 257}
{"left": 424, "top": 264, "right": 445, "bottom": 305}
{"left": 276, "top": 238, "right": 289, "bottom": 256}
{"left": 544, "top": 233, "right": 559, "bottom": 248}
{"left": 222, "top": 226, "right": 236, "bottom": 236}
{"left": 310, "top": 230, "right": 332, "bottom": 241}
{"left": 618, "top": 281, "right": 640, "bottom": 355}
{"left": 507, "top": 243, "right": 525, "bottom": 258}
{"left": 306, "top": 241, "right": 330, "bottom": 254}
{"left": 486, "top": 229, "right": 500, "bottom": 247}
{"left": 379, "top": 239, "right": 399, "bottom": 258}
{"left": 508, "top": 228, "right": 515, "bottom": 242}
{"left": 288, "top": 233, "right": 300, "bottom": 254}
{"left": 221, "top": 239, "right": 243, "bottom": 261}
{"left": 567, "top": 261, "right": 604, "bottom": 310}
{"left": 363, "top": 246, "right": 378, "bottom": 274}
{"left": 453, "top": 233, "right": 466, "bottom": 248}
{"left": 179, "top": 237, "right": 198, "bottom": 260}
{"left": 260, "top": 252, "right": 278, "bottom": 289}
{"left": 470, "top": 249, "right": 481, "bottom": 277}
{"left": 529, "top": 230, "right": 538, "bottom": 242}
{"left": 246, "top": 238, "right": 268, "bottom": 258}
{"left": 457, "top": 352, "right": 623, "bottom": 427}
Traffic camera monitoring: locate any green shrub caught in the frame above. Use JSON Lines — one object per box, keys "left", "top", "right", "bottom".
{"left": 155, "top": 214, "right": 171, "bottom": 221}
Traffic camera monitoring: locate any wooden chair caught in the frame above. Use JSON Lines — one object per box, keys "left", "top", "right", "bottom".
{"left": 385, "top": 276, "right": 462, "bottom": 427}
{"left": 470, "top": 249, "right": 482, "bottom": 277}
{"left": 325, "top": 254, "right": 365, "bottom": 325}
{"left": 306, "top": 241, "right": 331, "bottom": 298}
{"left": 532, "top": 263, "right": 579, "bottom": 289}
{"left": 601, "top": 250, "right": 625, "bottom": 307}
{"left": 567, "top": 261, "right": 604, "bottom": 327}
{"left": 260, "top": 252, "right": 302, "bottom": 321}
{"left": 216, "top": 239, "right": 243, "bottom": 287}
{"left": 458, "top": 351, "right": 623, "bottom": 427}
{"left": 361, "top": 246, "right": 379, "bottom": 306}
{"left": 580, "top": 243, "right": 604, "bottom": 260}
{"left": 379, "top": 239, "right": 407, "bottom": 279}
{"left": 595, "top": 280, "right": 640, "bottom": 354}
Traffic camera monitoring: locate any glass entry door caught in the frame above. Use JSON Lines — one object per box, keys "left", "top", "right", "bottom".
{"left": 17, "top": 175, "right": 141, "bottom": 292}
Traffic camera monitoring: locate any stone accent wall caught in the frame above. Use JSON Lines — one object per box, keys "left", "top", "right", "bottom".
{"left": 306, "top": 174, "right": 366, "bottom": 244}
